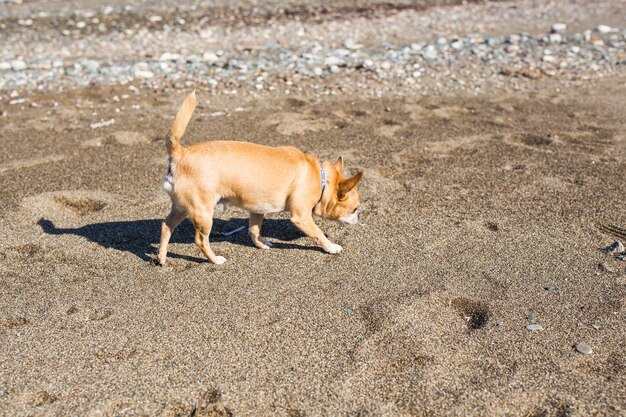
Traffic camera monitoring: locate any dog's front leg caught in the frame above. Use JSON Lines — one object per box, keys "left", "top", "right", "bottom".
{"left": 290, "top": 212, "right": 342, "bottom": 254}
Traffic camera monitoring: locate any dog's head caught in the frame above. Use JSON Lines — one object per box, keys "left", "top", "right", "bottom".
{"left": 316, "top": 157, "right": 363, "bottom": 224}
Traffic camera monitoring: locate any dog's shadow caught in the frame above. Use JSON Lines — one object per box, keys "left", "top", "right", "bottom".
{"left": 38, "top": 217, "right": 318, "bottom": 263}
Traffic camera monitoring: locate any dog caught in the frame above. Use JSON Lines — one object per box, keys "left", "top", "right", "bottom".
{"left": 158, "top": 91, "right": 363, "bottom": 265}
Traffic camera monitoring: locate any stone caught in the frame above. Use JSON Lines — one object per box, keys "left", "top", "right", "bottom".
{"left": 544, "top": 285, "right": 556, "bottom": 292}
{"left": 575, "top": 342, "right": 592, "bottom": 354}
{"left": 421, "top": 45, "right": 438, "bottom": 60}
{"left": 324, "top": 56, "right": 344, "bottom": 67}
{"left": 202, "top": 52, "right": 219, "bottom": 63}
{"left": 329, "top": 65, "right": 340, "bottom": 74}
{"left": 551, "top": 23, "right": 567, "bottom": 33}
{"left": 603, "top": 241, "right": 624, "bottom": 254}
{"left": 450, "top": 40, "right": 463, "bottom": 50}
{"left": 595, "top": 25, "right": 612, "bottom": 34}
{"left": 526, "top": 324, "right": 543, "bottom": 331}
{"left": 542, "top": 55, "right": 557, "bottom": 63}
{"left": 506, "top": 34, "right": 521, "bottom": 44}
{"left": 11, "top": 60, "right": 27, "bottom": 71}
{"left": 134, "top": 70, "right": 154, "bottom": 79}
{"left": 548, "top": 33, "right": 562, "bottom": 44}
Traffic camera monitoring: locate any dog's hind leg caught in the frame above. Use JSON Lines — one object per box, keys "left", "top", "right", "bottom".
{"left": 191, "top": 207, "right": 226, "bottom": 265}
{"left": 158, "top": 205, "right": 187, "bottom": 265}
{"left": 249, "top": 213, "right": 272, "bottom": 249}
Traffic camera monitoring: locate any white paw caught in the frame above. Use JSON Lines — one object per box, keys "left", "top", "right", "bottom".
{"left": 325, "top": 243, "right": 343, "bottom": 254}
{"left": 214, "top": 256, "right": 227, "bottom": 265}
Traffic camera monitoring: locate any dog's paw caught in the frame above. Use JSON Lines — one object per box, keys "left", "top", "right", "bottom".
{"left": 214, "top": 256, "right": 227, "bottom": 265}
{"left": 325, "top": 243, "right": 343, "bottom": 254}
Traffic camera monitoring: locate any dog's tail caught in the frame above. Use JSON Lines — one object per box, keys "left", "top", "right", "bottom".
{"left": 166, "top": 90, "right": 196, "bottom": 161}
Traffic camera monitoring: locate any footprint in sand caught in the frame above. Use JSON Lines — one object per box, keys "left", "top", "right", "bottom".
{"left": 21, "top": 190, "right": 112, "bottom": 219}
{"left": 82, "top": 130, "right": 150, "bottom": 148}
{"left": 0, "top": 154, "right": 65, "bottom": 174}
{"left": 504, "top": 132, "right": 562, "bottom": 151}
{"left": 451, "top": 297, "right": 491, "bottom": 331}
{"left": 263, "top": 112, "right": 334, "bottom": 135}
{"left": 404, "top": 103, "right": 469, "bottom": 122}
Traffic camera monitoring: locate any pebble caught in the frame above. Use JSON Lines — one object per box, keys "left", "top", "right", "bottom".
{"left": 551, "top": 23, "right": 567, "bottom": 33}
{"left": 603, "top": 240, "right": 624, "bottom": 254}
{"left": 526, "top": 324, "right": 543, "bottom": 331}
{"left": 421, "top": 45, "right": 438, "bottom": 60}
{"left": 329, "top": 65, "right": 340, "bottom": 74}
{"left": 11, "top": 60, "right": 27, "bottom": 71}
{"left": 544, "top": 285, "right": 556, "bottom": 292}
{"left": 575, "top": 342, "right": 593, "bottom": 354}
{"left": 343, "top": 307, "right": 353, "bottom": 314}
{"left": 595, "top": 25, "right": 612, "bottom": 34}
{"left": 548, "top": 33, "right": 562, "bottom": 44}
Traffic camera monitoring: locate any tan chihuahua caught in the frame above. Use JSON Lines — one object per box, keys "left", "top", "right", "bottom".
{"left": 158, "top": 91, "right": 363, "bottom": 265}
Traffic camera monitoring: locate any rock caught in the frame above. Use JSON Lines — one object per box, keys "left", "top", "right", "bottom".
{"left": 505, "top": 44, "right": 520, "bottom": 54}
{"left": 421, "top": 45, "right": 438, "bottom": 60}
{"left": 544, "top": 285, "right": 556, "bottom": 292}
{"left": 324, "top": 56, "right": 344, "bottom": 67}
{"left": 450, "top": 40, "right": 463, "bottom": 50}
{"left": 343, "top": 39, "right": 362, "bottom": 50}
{"left": 595, "top": 25, "right": 612, "bottom": 34}
{"left": 134, "top": 69, "right": 154, "bottom": 79}
{"left": 526, "top": 324, "right": 543, "bottom": 331}
{"left": 202, "top": 52, "right": 219, "bottom": 64}
{"left": 548, "top": 33, "right": 562, "bottom": 44}
{"left": 0, "top": 61, "right": 11, "bottom": 71}
{"left": 437, "top": 37, "right": 447, "bottom": 45}
{"left": 380, "top": 61, "right": 391, "bottom": 70}
{"left": 551, "top": 23, "right": 567, "bottom": 33}
{"left": 329, "top": 65, "right": 340, "bottom": 74}
{"left": 506, "top": 34, "right": 521, "bottom": 44}
{"left": 569, "top": 46, "right": 581, "bottom": 54}
{"left": 313, "top": 67, "right": 323, "bottom": 76}
{"left": 343, "top": 307, "right": 353, "bottom": 314}
{"left": 542, "top": 55, "right": 557, "bottom": 63}
{"left": 575, "top": 342, "right": 593, "bottom": 354}
{"left": 361, "top": 59, "right": 374, "bottom": 69}
{"left": 412, "top": 70, "right": 421, "bottom": 78}
{"left": 160, "top": 52, "right": 182, "bottom": 61}
{"left": 603, "top": 240, "right": 624, "bottom": 254}
{"left": 11, "top": 60, "right": 27, "bottom": 71}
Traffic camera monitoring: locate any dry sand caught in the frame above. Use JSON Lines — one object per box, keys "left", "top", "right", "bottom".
{"left": 0, "top": 76, "right": 624, "bottom": 416}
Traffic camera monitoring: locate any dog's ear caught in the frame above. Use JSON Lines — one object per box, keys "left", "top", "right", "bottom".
{"left": 334, "top": 156, "right": 344, "bottom": 174}
{"left": 338, "top": 171, "right": 363, "bottom": 199}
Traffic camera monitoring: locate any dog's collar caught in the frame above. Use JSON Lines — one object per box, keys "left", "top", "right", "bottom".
{"left": 315, "top": 165, "right": 326, "bottom": 208}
